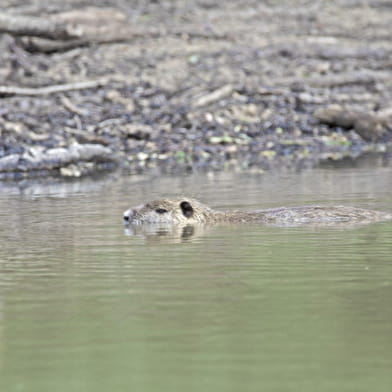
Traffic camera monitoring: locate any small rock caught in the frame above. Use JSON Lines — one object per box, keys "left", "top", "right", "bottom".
{"left": 60, "top": 164, "right": 82, "bottom": 177}
{"left": 137, "top": 152, "right": 149, "bottom": 161}
{"left": 260, "top": 150, "right": 276, "bottom": 159}
{"left": 0, "top": 154, "right": 20, "bottom": 171}
{"left": 316, "top": 62, "right": 331, "bottom": 74}
{"left": 124, "top": 124, "right": 155, "bottom": 140}
{"left": 354, "top": 114, "right": 386, "bottom": 142}
{"left": 298, "top": 93, "right": 324, "bottom": 104}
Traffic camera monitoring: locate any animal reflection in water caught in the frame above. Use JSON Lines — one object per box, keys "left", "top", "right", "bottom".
{"left": 124, "top": 222, "right": 201, "bottom": 242}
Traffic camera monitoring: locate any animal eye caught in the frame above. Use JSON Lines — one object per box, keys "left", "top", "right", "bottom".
{"left": 155, "top": 208, "right": 168, "bottom": 214}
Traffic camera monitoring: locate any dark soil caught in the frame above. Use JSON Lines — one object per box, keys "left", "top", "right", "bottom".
{"left": 1, "top": 0, "right": 392, "bottom": 179}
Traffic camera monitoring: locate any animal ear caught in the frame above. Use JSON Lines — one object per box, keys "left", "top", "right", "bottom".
{"left": 180, "top": 201, "right": 194, "bottom": 218}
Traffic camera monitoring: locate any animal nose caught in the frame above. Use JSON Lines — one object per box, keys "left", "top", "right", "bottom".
{"left": 123, "top": 208, "right": 133, "bottom": 223}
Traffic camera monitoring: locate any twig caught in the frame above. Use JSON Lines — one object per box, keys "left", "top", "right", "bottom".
{"left": 60, "top": 95, "right": 88, "bottom": 116}
{"left": 193, "top": 84, "right": 234, "bottom": 108}
{"left": 0, "top": 78, "right": 110, "bottom": 97}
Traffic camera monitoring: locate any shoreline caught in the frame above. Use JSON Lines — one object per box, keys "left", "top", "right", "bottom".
{"left": 1, "top": 0, "right": 391, "bottom": 179}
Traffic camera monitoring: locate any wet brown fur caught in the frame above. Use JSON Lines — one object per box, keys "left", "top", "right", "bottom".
{"left": 124, "top": 197, "right": 392, "bottom": 226}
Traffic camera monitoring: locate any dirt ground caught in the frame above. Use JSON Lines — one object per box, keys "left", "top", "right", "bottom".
{"left": 0, "top": 0, "right": 391, "bottom": 179}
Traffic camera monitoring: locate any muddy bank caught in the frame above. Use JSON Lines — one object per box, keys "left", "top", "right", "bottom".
{"left": 0, "top": 0, "right": 392, "bottom": 179}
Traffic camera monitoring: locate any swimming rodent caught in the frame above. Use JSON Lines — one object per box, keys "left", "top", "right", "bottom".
{"left": 123, "top": 197, "right": 392, "bottom": 226}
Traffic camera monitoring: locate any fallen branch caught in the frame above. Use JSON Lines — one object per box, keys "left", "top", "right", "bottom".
{"left": 1, "top": 8, "right": 228, "bottom": 53}
{"left": 21, "top": 33, "right": 132, "bottom": 53}
{"left": 0, "top": 8, "right": 135, "bottom": 52}
{"left": 0, "top": 78, "right": 109, "bottom": 97}
{"left": 21, "top": 28, "right": 228, "bottom": 53}
{"left": 21, "top": 37, "right": 91, "bottom": 53}
{"left": 314, "top": 105, "right": 390, "bottom": 141}
{"left": 0, "top": 144, "right": 116, "bottom": 174}
{"left": 0, "top": 13, "right": 83, "bottom": 40}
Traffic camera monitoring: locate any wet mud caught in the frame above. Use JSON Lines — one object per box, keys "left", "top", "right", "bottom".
{"left": 1, "top": 0, "right": 391, "bottom": 178}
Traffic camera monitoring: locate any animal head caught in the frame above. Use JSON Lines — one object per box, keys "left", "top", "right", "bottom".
{"left": 123, "top": 197, "right": 215, "bottom": 225}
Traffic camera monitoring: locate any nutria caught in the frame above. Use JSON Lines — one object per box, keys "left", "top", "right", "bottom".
{"left": 123, "top": 197, "right": 392, "bottom": 226}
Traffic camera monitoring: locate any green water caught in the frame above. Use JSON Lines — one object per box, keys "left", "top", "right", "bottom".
{"left": 0, "top": 165, "right": 392, "bottom": 392}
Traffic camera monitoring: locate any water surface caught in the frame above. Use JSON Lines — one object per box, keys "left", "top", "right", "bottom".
{"left": 0, "top": 163, "right": 392, "bottom": 392}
